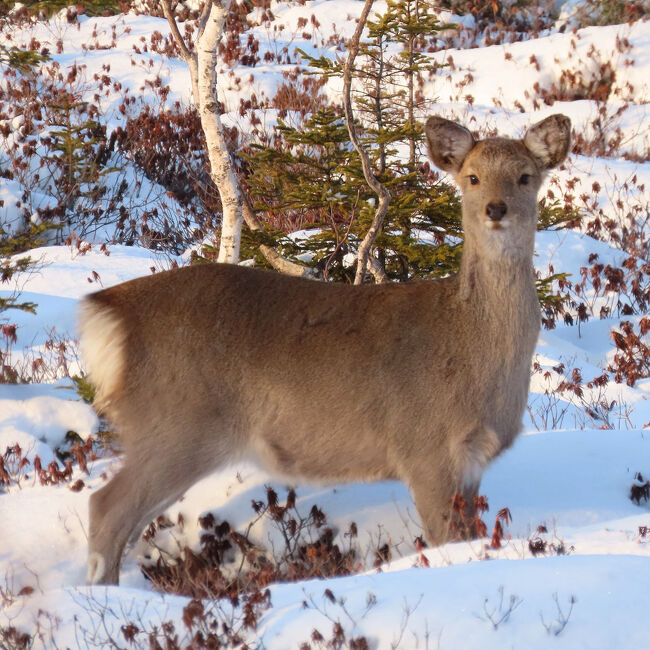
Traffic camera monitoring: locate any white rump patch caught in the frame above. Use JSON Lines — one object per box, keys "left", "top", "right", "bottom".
{"left": 87, "top": 551, "right": 106, "bottom": 584}
{"left": 78, "top": 299, "right": 125, "bottom": 410}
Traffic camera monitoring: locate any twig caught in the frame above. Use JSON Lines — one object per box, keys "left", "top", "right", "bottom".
{"left": 541, "top": 593, "right": 577, "bottom": 636}
{"left": 476, "top": 586, "right": 522, "bottom": 630}
{"left": 242, "top": 194, "right": 320, "bottom": 278}
{"left": 391, "top": 594, "right": 424, "bottom": 649}
{"left": 160, "top": 0, "right": 192, "bottom": 62}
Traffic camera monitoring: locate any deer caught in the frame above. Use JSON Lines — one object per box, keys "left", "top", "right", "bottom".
{"left": 79, "top": 114, "right": 571, "bottom": 584}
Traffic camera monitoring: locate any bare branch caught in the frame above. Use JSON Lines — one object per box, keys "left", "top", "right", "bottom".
{"left": 343, "top": 0, "right": 392, "bottom": 285}
{"left": 160, "top": 0, "right": 193, "bottom": 62}
{"left": 197, "top": 0, "right": 212, "bottom": 39}
{"left": 241, "top": 195, "right": 320, "bottom": 279}
{"left": 161, "top": 0, "right": 200, "bottom": 105}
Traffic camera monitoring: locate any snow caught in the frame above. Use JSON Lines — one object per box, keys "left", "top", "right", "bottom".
{"left": 1, "top": 0, "right": 649, "bottom": 647}
{"left": 0, "top": 382, "right": 97, "bottom": 451}
{"left": 4, "top": 556, "right": 650, "bottom": 648}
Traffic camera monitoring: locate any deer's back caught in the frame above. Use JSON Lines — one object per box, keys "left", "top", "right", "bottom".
{"left": 81, "top": 263, "right": 531, "bottom": 480}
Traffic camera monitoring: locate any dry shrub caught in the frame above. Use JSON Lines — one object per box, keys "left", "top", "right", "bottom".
{"left": 142, "top": 487, "right": 361, "bottom": 601}
{"left": 1, "top": 434, "right": 95, "bottom": 491}
{"left": 301, "top": 623, "right": 371, "bottom": 650}
{"left": 536, "top": 171, "right": 649, "bottom": 338}
{"left": 563, "top": 0, "right": 647, "bottom": 28}
{"left": 0, "top": 625, "right": 31, "bottom": 650}
{"left": 273, "top": 75, "right": 328, "bottom": 119}
{"left": 609, "top": 318, "right": 650, "bottom": 386}
{"left": 528, "top": 524, "right": 573, "bottom": 557}
{"left": 114, "top": 103, "right": 243, "bottom": 250}
{"left": 447, "top": 493, "right": 514, "bottom": 552}
{"left": 630, "top": 472, "right": 650, "bottom": 505}
{"left": 116, "top": 106, "right": 210, "bottom": 206}
{"left": 440, "top": 0, "right": 559, "bottom": 47}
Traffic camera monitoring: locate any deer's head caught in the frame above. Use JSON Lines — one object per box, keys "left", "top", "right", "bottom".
{"left": 425, "top": 114, "right": 571, "bottom": 260}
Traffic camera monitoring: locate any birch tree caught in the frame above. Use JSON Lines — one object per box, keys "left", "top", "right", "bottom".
{"left": 161, "top": 0, "right": 241, "bottom": 263}
{"left": 162, "top": 0, "right": 316, "bottom": 277}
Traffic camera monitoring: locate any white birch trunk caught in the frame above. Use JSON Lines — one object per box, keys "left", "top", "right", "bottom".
{"left": 163, "top": 0, "right": 316, "bottom": 275}
{"left": 195, "top": 0, "right": 242, "bottom": 264}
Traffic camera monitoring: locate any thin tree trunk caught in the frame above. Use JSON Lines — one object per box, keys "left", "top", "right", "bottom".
{"left": 344, "top": 0, "right": 391, "bottom": 285}
{"left": 375, "top": 33, "right": 386, "bottom": 174}
{"left": 407, "top": 2, "right": 417, "bottom": 168}
{"left": 408, "top": 42, "right": 416, "bottom": 168}
{"left": 195, "top": 0, "right": 242, "bottom": 263}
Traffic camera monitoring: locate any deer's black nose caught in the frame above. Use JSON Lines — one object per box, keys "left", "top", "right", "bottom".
{"left": 486, "top": 202, "right": 507, "bottom": 221}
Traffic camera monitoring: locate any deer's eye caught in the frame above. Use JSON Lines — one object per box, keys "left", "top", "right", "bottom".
{"left": 519, "top": 174, "right": 531, "bottom": 186}
{"left": 468, "top": 175, "right": 479, "bottom": 186}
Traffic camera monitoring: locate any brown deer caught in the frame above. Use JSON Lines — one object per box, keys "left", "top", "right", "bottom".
{"left": 79, "top": 114, "right": 571, "bottom": 584}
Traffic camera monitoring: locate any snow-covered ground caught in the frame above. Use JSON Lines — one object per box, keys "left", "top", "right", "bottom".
{"left": 1, "top": 1, "right": 649, "bottom": 648}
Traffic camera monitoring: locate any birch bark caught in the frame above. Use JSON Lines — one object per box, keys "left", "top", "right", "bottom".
{"left": 163, "top": 0, "right": 315, "bottom": 276}
{"left": 195, "top": 0, "right": 242, "bottom": 264}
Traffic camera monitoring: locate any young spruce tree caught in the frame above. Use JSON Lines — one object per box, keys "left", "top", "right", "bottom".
{"left": 244, "top": 0, "right": 463, "bottom": 282}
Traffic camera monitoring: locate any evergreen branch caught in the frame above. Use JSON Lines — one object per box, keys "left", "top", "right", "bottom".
{"left": 0, "top": 296, "right": 37, "bottom": 315}
{"left": 0, "top": 44, "right": 49, "bottom": 71}
{"left": 295, "top": 48, "right": 343, "bottom": 78}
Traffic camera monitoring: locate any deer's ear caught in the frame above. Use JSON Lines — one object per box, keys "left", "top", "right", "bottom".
{"left": 425, "top": 116, "right": 475, "bottom": 174}
{"left": 523, "top": 114, "right": 571, "bottom": 169}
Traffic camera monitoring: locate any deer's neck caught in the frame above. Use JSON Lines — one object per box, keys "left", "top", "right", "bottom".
{"left": 454, "top": 235, "right": 541, "bottom": 446}
{"left": 457, "top": 242, "right": 540, "bottom": 339}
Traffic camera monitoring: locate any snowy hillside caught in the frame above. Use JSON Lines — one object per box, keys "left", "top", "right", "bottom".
{"left": 1, "top": 1, "right": 649, "bottom": 648}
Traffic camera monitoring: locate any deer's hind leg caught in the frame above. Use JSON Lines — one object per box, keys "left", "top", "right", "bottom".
{"left": 87, "top": 416, "right": 234, "bottom": 585}
{"left": 88, "top": 460, "right": 153, "bottom": 585}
